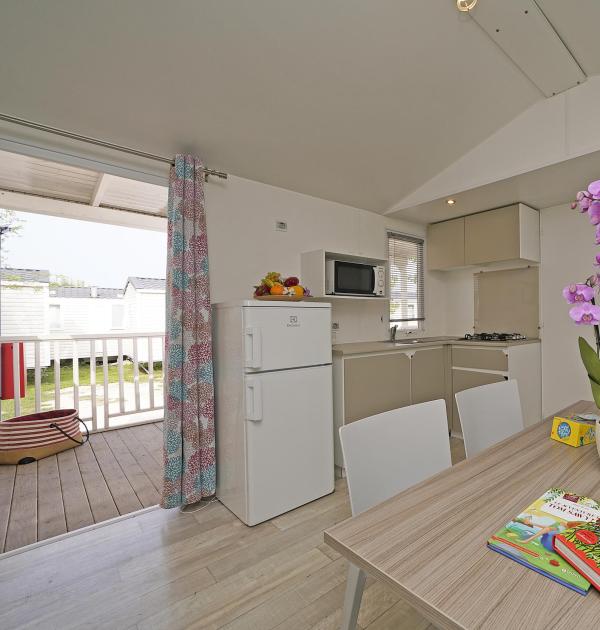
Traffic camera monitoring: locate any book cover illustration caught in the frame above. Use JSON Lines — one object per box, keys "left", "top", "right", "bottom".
{"left": 487, "top": 488, "right": 600, "bottom": 595}
{"left": 554, "top": 520, "right": 600, "bottom": 590}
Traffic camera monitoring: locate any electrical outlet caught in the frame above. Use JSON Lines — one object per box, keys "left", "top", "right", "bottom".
{"left": 275, "top": 220, "right": 287, "bottom": 232}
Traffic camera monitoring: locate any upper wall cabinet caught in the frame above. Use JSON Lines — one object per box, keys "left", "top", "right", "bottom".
{"left": 427, "top": 204, "right": 539, "bottom": 271}
{"left": 465, "top": 204, "right": 539, "bottom": 265}
{"left": 427, "top": 217, "right": 465, "bottom": 271}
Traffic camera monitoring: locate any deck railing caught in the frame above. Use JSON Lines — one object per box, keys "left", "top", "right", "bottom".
{"left": 0, "top": 332, "right": 165, "bottom": 431}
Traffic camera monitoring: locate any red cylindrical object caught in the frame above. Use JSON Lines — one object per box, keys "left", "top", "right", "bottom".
{"left": 1, "top": 343, "right": 26, "bottom": 400}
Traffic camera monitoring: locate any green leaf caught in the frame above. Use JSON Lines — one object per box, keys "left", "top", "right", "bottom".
{"left": 578, "top": 336, "right": 600, "bottom": 385}
{"left": 590, "top": 378, "right": 600, "bottom": 410}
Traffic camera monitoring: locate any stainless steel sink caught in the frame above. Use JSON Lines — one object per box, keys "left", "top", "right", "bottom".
{"left": 379, "top": 339, "right": 430, "bottom": 345}
{"left": 378, "top": 336, "right": 460, "bottom": 346}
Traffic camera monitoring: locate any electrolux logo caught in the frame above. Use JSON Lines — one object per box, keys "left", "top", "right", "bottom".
{"left": 287, "top": 315, "right": 299, "bottom": 327}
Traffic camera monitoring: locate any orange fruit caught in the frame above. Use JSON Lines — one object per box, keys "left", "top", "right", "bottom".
{"left": 270, "top": 283, "right": 285, "bottom": 295}
{"left": 289, "top": 285, "right": 304, "bottom": 296}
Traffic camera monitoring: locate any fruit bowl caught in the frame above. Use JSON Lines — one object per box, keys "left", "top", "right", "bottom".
{"left": 253, "top": 272, "right": 310, "bottom": 300}
{"left": 254, "top": 295, "right": 306, "bottom": 302}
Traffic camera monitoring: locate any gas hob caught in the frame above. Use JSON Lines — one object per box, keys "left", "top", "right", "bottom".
{"left": 462, "top": 332, "right": 527, "bottom": 342}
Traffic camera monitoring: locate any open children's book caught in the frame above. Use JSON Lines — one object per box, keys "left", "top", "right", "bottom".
{"left": 487, "top": 488, "right": 600, "bottom": 595}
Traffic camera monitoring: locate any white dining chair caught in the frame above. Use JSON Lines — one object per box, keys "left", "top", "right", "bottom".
{"left": 338, "top": 399, "right": 452, "bottom": 630}
{"left": 455, "top": 379, "right": 524, "bottom": 459}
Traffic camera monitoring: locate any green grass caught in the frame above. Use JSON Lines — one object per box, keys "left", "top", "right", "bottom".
{"left": 1, "top": 360, "right": 163, "bottom": 419}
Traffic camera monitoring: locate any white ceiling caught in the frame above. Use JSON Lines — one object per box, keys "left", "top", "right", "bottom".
{"left": 0, "top": 1, "right": 598, "bottom": 213}
{"left": 536, "top": 0, "right": 600, "bottom": 76}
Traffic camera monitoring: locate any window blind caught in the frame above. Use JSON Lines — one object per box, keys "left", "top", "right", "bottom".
{"left": 388, "top": 232, "right": 425, "bottom": 323}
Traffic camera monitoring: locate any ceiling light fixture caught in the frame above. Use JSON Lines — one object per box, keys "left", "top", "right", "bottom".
{"left": 447, "top": 199, "right": 456, "bottom": 205}
{"left": 457, "top": 0, "right": 477, "bottom": 12}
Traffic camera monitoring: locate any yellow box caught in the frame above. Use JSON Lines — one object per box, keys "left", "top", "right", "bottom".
{"left": 551, "top": 415, "right": 597, "bottom": 447}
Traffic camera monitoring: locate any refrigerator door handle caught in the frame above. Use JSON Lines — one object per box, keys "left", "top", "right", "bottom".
{"left": 245, "top": 378, "right": 263, "bottom": 421}
{"left": 244, "top": 327, "right": 262, "bottom": 369}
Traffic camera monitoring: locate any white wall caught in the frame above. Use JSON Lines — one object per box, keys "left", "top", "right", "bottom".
{"left": 204, "top": 176, "right": 445, "bottom": 344}
{"left": 540, "top": 203, "right": 598, "bottom": 417}
{"left": 0, "top": 280, "right": 50, "bottom": 367}
{"left": 49, "top": 295, "right": 125, "bottom": 360}
{"left": 392, "top": 77, "right": 600, "bottom": 212}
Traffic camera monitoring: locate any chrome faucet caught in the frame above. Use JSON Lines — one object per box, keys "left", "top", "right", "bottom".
{"left": 390, "top": 324, "right": 398, "bottom": 342}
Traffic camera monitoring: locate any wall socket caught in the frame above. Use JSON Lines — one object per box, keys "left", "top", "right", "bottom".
{"left": 275, "top": 220, "right": 287, "bottom": 231}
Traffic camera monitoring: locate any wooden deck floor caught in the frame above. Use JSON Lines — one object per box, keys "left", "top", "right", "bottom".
{"left": 0, "top": 421, "right": 163, "bottom": 554}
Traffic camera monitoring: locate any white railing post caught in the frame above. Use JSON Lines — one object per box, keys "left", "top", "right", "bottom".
{"left": 53, "top": 340, "right": 61, "bottom": 410}
{"left": 90, "top": 339, "right": 97, "bottom": 431}
{"left": 117, "top": 337, "right": 125, "bottom": 414}
{"left": 132, "top": 337, "right": 140, "bottom": 411}
{"left": 147, "top": 336, "right": 154, "bottom": 409}
{"left": 72, "top": 341, "right": 79, "bottom": 411}
{"left": 102, "top": 338, "right": 109, "bottom": 428}
{"left": 34, "top": 340, "right": 41, "bottom": 413}
{"left": 12, "top": 342, "right": 21, "bottom": 417}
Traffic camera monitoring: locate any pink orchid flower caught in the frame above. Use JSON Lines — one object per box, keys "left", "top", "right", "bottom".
{"left": 574, "top": 191, "right": 593, "bottom": 212}
{"left": 588, "top": 201, "right": 600, "bottom": 225}
{"left": 588, "top": 180, "right": 600, "bottom": 198}
{"left": 569, "top": 302, "right": 600, "bottom": 325}
{"left": 563, "top": 283, "right": 594, "bottom": 304}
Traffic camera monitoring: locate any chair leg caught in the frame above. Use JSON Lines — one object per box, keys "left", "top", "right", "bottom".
{"left": 340, "top": 562, "right": 366, "bottom": 630}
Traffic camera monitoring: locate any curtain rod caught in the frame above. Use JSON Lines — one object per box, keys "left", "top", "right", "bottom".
{"left": 0, "top": 113, "right": 228, "bottom": 180}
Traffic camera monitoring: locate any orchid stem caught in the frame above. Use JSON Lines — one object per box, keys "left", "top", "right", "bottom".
{"left": 592, "top": 297, "right": 600, "bottom": 356}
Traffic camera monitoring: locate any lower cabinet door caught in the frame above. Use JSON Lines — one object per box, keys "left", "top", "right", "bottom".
{"left": 344, "top": 353, "right": 411, "bottom": 423}
{"left": 451, "top": 368, "right": 506, "bottom": 434}
{"left": 411, "top": 347, "right": 446, "bottom": 401}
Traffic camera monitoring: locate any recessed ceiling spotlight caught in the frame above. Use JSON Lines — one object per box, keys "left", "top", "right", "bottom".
{"left": 447, "top": 199, "right": 456, "bottom": 205}
{"left": 457, "top": 0, "right": 477, "bottom": 12}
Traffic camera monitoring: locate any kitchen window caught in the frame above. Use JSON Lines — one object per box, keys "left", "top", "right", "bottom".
{"left": 388, "top": 231, "right": 424, "bottom": 330}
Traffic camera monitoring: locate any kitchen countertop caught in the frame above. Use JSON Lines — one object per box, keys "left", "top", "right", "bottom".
{"left": 332, "top": 336, "right": 540, "bottom": 356}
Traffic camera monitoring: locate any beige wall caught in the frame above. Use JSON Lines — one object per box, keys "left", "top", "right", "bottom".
{"left": 437, "top": 260, "right": 534, "bottom": 337}
{"left": 204, "top": 175, "right": 445, "bottom": 344}
{"left": 540, "top": 203, "right": 598, "bottom": 417}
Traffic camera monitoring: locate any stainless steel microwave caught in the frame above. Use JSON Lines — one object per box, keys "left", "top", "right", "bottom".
{"left": 325, "top": 260, "right": 386, "bottom": 297}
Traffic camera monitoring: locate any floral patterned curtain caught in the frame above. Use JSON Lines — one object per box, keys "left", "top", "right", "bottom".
{"left": 162, "top": 155, "right": 215, "bottom": 508}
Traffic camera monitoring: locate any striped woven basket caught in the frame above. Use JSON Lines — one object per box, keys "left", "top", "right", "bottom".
{"left": 0, "top": 409, "right": 88, "bottom": 465}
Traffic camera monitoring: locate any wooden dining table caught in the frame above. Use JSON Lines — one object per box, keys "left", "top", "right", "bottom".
{"left": 324, "top": 401, "right": 600, "bottom": 629}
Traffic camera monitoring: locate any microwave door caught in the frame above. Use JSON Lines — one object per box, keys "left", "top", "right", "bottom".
{"left": 335, "top": 262, "right": 375, "bottom": 295}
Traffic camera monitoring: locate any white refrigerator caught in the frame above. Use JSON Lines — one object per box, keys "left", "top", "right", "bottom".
{"left": 212, "top": 300, "right": 334, "bottom": 526}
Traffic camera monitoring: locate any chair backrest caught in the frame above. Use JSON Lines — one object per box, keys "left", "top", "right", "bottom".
{"left": 455, "top": 379, "right": 524, "bottom": 459}
{"left": 339, "top": 399, "right": 452, "bottom": 516}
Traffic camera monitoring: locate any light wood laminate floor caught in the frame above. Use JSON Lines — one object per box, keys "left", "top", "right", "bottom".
{"left": 0, "top": 437, "right": 465, "bottom": 630}
{"left": 0, "top": 421, "right": 164, "bottom": 553}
